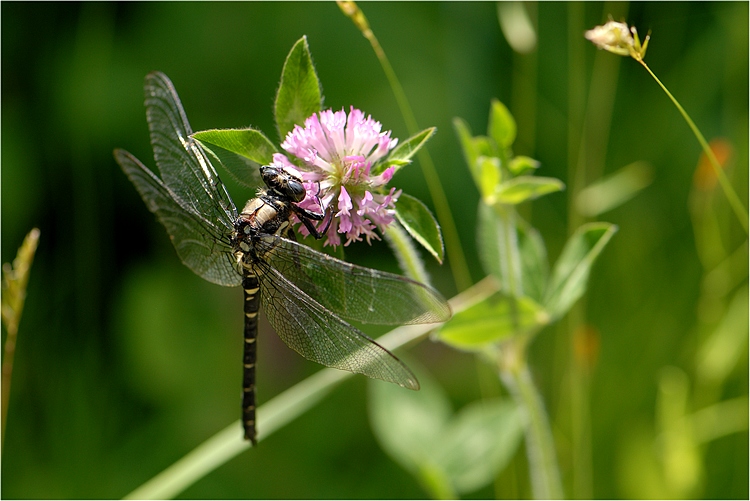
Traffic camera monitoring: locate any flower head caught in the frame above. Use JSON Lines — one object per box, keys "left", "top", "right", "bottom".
{"left": 277, "top": 107, "right": 401, "bottom": 247}
{"left": 585, "top": 18, "right": 650, "bottom": 61}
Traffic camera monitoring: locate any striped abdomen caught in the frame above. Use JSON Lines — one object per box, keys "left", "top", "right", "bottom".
{"left": 242, "top": 272, "right": 260, "bottom": 445}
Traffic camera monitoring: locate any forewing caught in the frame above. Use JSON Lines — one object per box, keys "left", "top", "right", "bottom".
{"left": 144, "top": 71, "right": 238, "bottom": 228}
{"left": 115, "top": 148, "right": 242, "bottom": 287}
{"left": 256, "top": 236, "right": 451, "bottom": 325}
{"left": 256, "top": 261, "right": 420, "bottom": 390}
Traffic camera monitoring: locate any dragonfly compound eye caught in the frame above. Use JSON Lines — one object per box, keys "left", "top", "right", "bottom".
{"left": 284, "top": 178, "right": 306, "bottom": 202}
{"left": 261, "top": 165, "right": 306, "bottom": 202}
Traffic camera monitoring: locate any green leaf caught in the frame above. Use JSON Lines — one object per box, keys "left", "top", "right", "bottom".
{"left": 498, "top": 1, "right": 537, "bottom": 54}
{"left": 200, "top": 144, "right": 260, "bottom": 189}
{"left": 193, "top": 128, "right": 277, "bottom": 188}
{"left": 517, "top": 218, "right": 548, "bottom": 303}
{"left": 381, "top": 127, "right": 435, "bottom": 173}
{"left": 368, "top": 359, "right": 452, "bottom": 478}
{"left": 544, "top": 222, "right": 618, "bottom": 320}
{"left": 476, "top": 201, "right": 505, "bottom": 287}
{"left": 509, "top": 155, "right": 541, "bottom": 175}
{"left": 369, "top": 361, "right": 523, "bottom": 497}
{"left": 477, "top": 203, "right": 548, "bottom": 303}
{"left": 494, "top": 175, "right": 565, "bottom": 205}
{"left": 435, "top": 292, "right": 549, "bottom": 350}
{"left": 575, "top": 161, "right": 653, "bottom": 217}
{"left": 476, "top": 202, "right": 524, "bottom": 297}
{"left": 274, "top": 36, "right": 322, "bottom": 141}
{"left": 453, "top": 117, "right": 479, "bottom": 177}
{"left": 453, "top": 116, "right": 500, "bottom": 189}
{"left": 478, "top": 156, "right": 501, "bottom": 201}
{"left": 437, "top": 399, "right": 523, "bottom": 494}
{"left": 395, "top": 192, "right": 444, "bottom": 263}
{"left": 695, "top": 286, "right": 749, "bottom": 385}
{"left": 193, "top": 128, "right": 277, "bottom": 165}
{"left": 473, "top": 135, "right": 496, "bottom": 158}
{"left": 488, "top": 99, "right": 516, "bottom": 149}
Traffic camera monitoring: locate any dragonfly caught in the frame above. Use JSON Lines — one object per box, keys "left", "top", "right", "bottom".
{"left": 114, "top": 72, "right": 451, "bottom": 444}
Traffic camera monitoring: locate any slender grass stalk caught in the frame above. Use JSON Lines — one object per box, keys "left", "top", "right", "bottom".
{"left": 567, "top": 6, "right": 628, "bottom": 488}
{"left": 636, "top": 59, "right": 748, "bottom": 233}
{"left": 337, "top": 1, "right": 473, "bottom": 292}
{"left": 1, "top": 228, "right": 40, "bottom": 449}
{"left": 123, "top": 277, "right": 498, "bottom": 500}
{"left": 566, "top": 3, "right": 590, "bottom": 495}
{"left": 587, "top": 20, "right": 747, "bottom": 233}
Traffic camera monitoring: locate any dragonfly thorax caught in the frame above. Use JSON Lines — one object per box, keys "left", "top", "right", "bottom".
{"left": 233, "top": 193, "right": 294, "bottom": 261}
{"left": 233, "top": 164, "right": 331, "bottom": 264}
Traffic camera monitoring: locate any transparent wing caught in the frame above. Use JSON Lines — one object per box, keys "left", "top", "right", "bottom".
{"left": 144, "top": 71, "right": 238, "bottom": 228}
{"left": 255, "top": 235, "right": 451, "bottom": 325}
{"left": 257, "top": 261, "right": 420, "bottom": 390}
{"left": 115, "top": 148, "right": 243, "bottom": 287}
{"left": 199, "top": 140, "right": 263, "bottom": 189}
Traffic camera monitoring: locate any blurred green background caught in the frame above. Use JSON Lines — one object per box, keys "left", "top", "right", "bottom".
{"left": 2, "top": 2, "right": 747, "bottom": 499}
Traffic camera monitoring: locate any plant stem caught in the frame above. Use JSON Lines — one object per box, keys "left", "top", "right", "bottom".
{"left": 124, "top": 277, "right": 499, "bottom": 500}
{"left": 1, "top": 321, "right": 18, "bottom": 450}
{"left": 563, "top": 2, "right": 626, "bottom": 495}
{"left": 493, "top": 203, "right": 523, "bottom": 357}
{"left": 493, "top": 202, "right": 562, "bottom": 499}
{"left": 385, "top": 221, "right": 430, "bottom": 285}
{"left": 1, "top": 228, "right": 40, "bottom": 450}
{"left": 499, "top": 344, "right": 564, "bottom": 500}
{"left": 637, "top": 59, "right": 748, "bottom": 234}
{"left": 494, "top": 204, "right": 523, "bottom": 301}
{"left": 124, "top": 369, "right": 349, "bottom": 500}
{"left": 337, "top": 1, "right": 473, "bottom": 292}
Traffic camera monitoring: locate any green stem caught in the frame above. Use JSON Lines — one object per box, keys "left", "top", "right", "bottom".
{"left": 499, "top": 344, "right": 564, "bottom": 500}
{"left": 1, "top": 227, "right": 40, "bottom": 450}
{"left": 638, "top": 59, "right": 748, "bottom": 234}
{"left": 384, "top": 221, "right": 430, "bottom": 285}
{"left": 338, "top": 2, "right": 473, "bottom": 292}
{"left": 495, "top": 204, "right": 523, "bottom": 300}
{"left": 492, "top": 203, "right": 562, "bottom": 498}
{"left": 493, "top": 204, "right": 523, "bottom": 341}
{"left": 123, "top": 277, "right": 499, "bottom": 500}
{"left": 1, "top": 310, "right": 19, "bottom": 450}
{"left": 418, "top": 463, "right": 458, "bottom": 500}
{"left": 124, "top": 369, "right": 349, "bottom": 500}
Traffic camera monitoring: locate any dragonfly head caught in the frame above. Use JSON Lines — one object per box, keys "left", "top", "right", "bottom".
{"left": 260, "top": 165, "right": 306, "bottom": 203}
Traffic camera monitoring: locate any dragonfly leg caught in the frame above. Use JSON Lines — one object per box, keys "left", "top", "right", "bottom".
{"left": 295, "top": 207, "right": 333, "bottom": 240}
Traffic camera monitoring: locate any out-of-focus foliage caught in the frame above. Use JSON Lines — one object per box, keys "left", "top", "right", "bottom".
{"left": 1, "top": 2, "right": 747, "bottom": 499}
{"left": 368, "top": 359, "right": 523, "bottom": 499}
